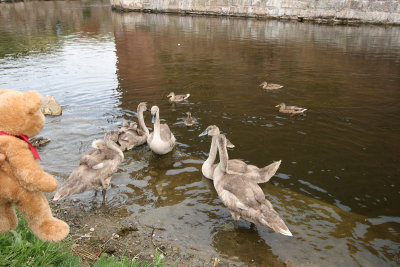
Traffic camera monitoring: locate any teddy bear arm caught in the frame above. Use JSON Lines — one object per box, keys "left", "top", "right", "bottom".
{"left": 13, "top": 163, "right": 58, "bottom": 192}
{"left": 5, "top": 142, "right": 58, "bottom": 192}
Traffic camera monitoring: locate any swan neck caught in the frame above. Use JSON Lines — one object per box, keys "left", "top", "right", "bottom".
{"left": 138, "top": 108, "right": 149, "bottom": 135}
{"left": 206, "top": 135, "right": 218, "bottom": 164}
{"left": 217, "top": 136, "right": 228, "bottom": 172}
{"left": 154, "top": 110, "right": 161, "bottom": 137}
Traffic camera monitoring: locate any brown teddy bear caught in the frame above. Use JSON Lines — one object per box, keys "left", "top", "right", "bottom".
{"left": 0, "top": 89, "right": 69, "bottom": 242}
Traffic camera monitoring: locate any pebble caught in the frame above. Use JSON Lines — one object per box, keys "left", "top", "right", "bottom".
{"left": 41, "top": 94, "right": 62, "bottom": 116}
{"left": 112, "top": 233, "right": 120, "bottom": 239}
{"left": 104, "top": 244, "right": 116, "bottom": 254}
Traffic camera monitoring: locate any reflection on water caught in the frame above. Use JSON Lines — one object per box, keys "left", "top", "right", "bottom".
{"left": 1, "top": 1, "right": 400, "bottom": 265}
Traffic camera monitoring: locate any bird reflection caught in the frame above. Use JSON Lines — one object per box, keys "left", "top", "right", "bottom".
{"left": 211, "top": 226, "right": 283, "bottom": 265}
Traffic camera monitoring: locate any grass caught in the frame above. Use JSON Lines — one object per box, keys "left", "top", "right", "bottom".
{"left": 0, "top": 213, "right": 168, "bottom": 267}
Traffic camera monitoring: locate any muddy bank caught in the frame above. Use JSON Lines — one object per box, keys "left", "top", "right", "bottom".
{"left": 50, "top": 199, "right": 262, "bottom": 267}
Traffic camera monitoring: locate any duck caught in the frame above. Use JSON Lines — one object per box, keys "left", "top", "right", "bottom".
{"left": 213, "top": 133, "right": 292, "bottom": 236}
{"left": 259, "top": 81, "right": 283, "bottom": 90}
{"left": 118, "top": 102, "right": 150, "bottom": 151}
{"left": 276, "top": 103, "right": 307, "bottom": 116}
{"left": 167, "top": 92, "right": 190, "bottom": 102}
{"left": 184, "top": 112, "right": 196, "bottom": 126}
{"left": 30, "top": 137, "right": 51, "bottom": 147}
{"left": 199, "top": 125, "right": 281, "bottom": 183}
{"left": 147, "top": 105, "right": 176, "bottom": 155}
{"left": 53, "top": 130, "right": 124, "bottom": 201}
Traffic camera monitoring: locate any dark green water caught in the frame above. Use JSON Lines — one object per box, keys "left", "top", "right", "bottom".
{"left": 1, "top": 1, "right": 399, "bottom": 265}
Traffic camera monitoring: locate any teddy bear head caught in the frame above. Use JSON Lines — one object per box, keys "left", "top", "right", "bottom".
{"left": 0, "top": 89, "right": 45, "bottom": 137}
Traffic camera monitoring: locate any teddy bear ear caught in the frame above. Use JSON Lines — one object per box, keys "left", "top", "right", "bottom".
{"left": 23, "top": 90, "right": 43, "bottom": 114}
{"left": 0, "top": 89, "right": 12, "bottom": 96}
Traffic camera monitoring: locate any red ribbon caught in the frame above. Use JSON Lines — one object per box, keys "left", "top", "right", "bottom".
{"left": 0, "top": 131, "right": 41, "bottom": 160}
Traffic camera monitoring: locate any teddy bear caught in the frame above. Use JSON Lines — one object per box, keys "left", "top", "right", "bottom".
{"left": 0, "top": 89, "right": 69, "bottom": 242}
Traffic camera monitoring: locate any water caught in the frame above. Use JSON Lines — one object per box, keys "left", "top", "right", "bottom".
{"left": 1, "top": 1, "right": 400, "bottom": 265}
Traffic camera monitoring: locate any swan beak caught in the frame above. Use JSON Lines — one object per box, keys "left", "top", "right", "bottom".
{"left": 198, "top": 129, "right": 208, "bottom": 137}
{"left": 226, "top": 138, "right": 235, "bottom": 148}
{"left": 151, "top": 113, "right": 156, "bottom": 124}
{"left": 275, "top": 104, "right": 280, "bottom": 107}
{"left": 53, "top": 193, "right": 61, "bottom": 201}
{"left": 280, "top": 228, "right": 293, "bottom": 237}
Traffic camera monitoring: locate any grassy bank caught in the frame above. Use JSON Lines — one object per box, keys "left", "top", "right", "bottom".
{"left": 0, "top": 213, "right": 168, "bottom": 267}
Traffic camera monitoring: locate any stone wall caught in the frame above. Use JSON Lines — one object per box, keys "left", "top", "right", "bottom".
{"left": 111, "top": 0, "right": 400, "bottom": 25}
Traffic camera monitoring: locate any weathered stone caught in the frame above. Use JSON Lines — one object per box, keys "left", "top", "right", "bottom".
{"left": 41, "top": 94, "right": 62, "bottom": 116}
{"left": 111, "top": 0, "right": 400, "bottom": 25}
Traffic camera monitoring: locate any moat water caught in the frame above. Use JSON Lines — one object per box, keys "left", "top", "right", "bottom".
{"left": 1, "top": 1, "right": 399, "bottom": 265}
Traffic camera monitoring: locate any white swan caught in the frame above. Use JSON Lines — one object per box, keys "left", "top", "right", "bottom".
{"left": 213, "top": 133, "right": 292, "bottom": 236}
{"left": 199, "top": 125, "right": 281, "bottom": 183}
{"left": 147, "top": 105, "right": 176, "bottom": 155}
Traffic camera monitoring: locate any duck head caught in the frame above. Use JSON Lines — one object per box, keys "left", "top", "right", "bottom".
{"left": 30, "top": 137, "right": 51, "bottom": 148}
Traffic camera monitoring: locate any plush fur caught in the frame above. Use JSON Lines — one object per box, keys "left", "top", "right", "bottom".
{"left": 0, "top": 89, "right": 69, "bottom": 242}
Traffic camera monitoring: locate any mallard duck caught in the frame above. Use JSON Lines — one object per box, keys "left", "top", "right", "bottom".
{"left": 147, "top": 106, "right": 176, "bottom": 155}
{"left": 199, "top": 125, "right": 281, "bottom": 183}
{"left": 167, "top": 92, "right": 190, "bottom": 102}
{"left": 259, "top": 81, "right": 283, "bottom": 90}
{"left": 53, "top": 130, "right": 124, "bottom": 201}
{"left": 213, "top": 133, "right": 292, "bottom": 236}
{"left": 184, "top": 112, "right": 196, "bottom": 126}
{"left": 30, "top": 137, "right": 51, "bottom": 147}
{"left": 276, "top": 103, "right": 307, "bottom": 115}
{"left": 117, "top": 102, "right": 150, "bottom": 151}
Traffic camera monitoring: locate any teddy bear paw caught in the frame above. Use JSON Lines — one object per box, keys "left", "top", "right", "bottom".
{"left": 33, "top": 218, "right": 70, "bottom": 242}
{"left": 35, "top": 174, "right": 59, "bottom": 192}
